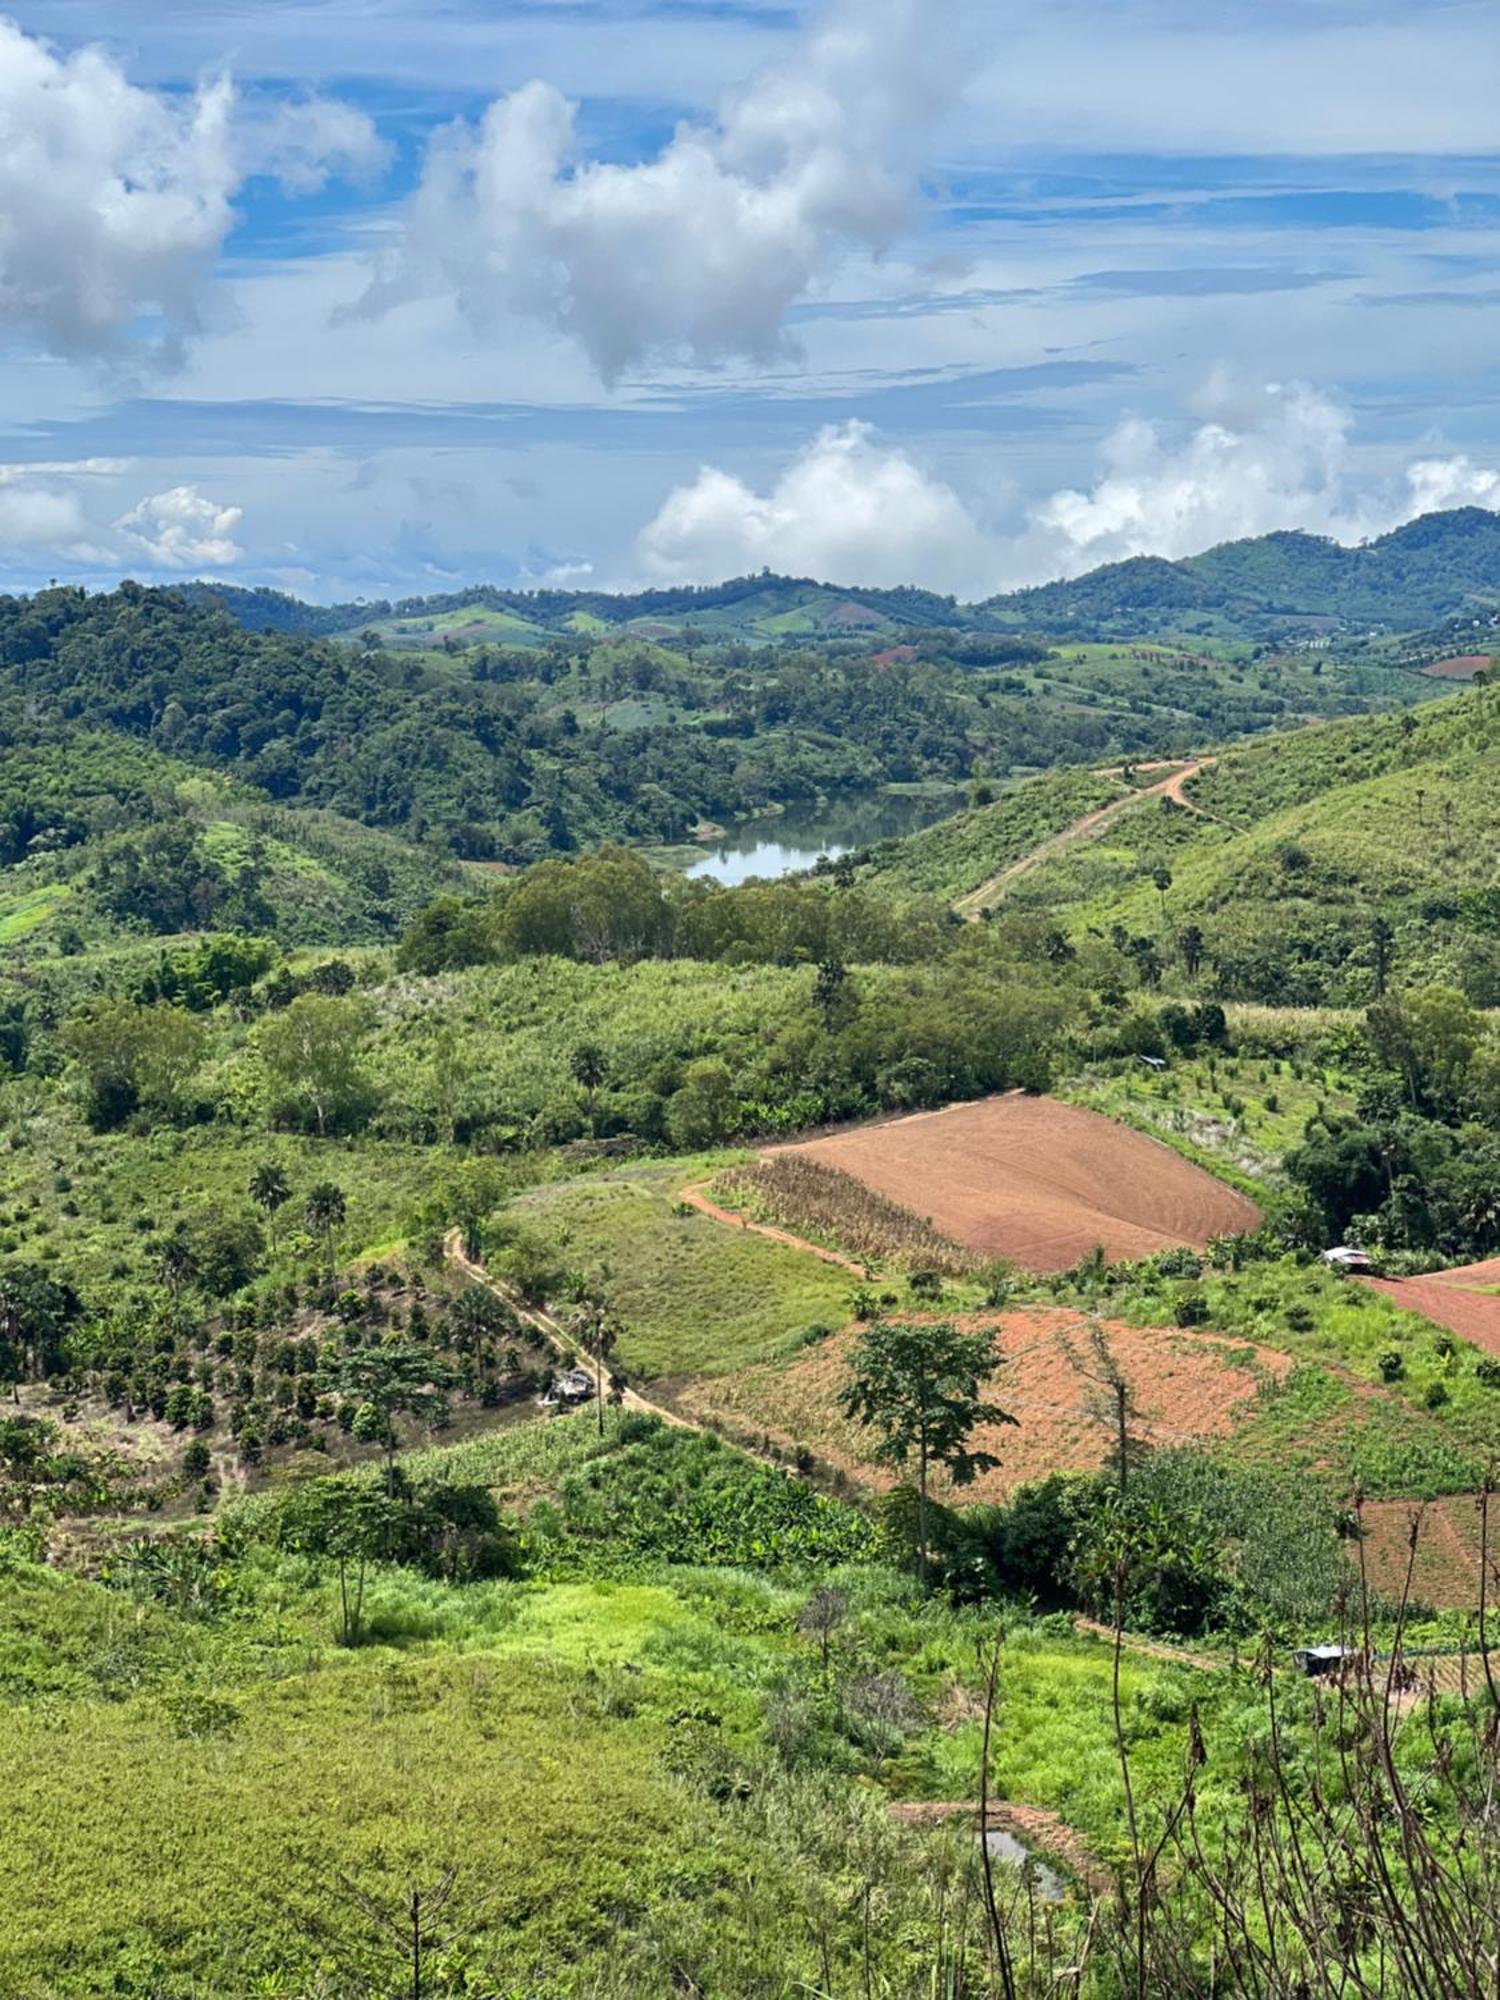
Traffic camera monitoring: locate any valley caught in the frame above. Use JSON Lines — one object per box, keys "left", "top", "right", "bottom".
{"left": 2, "top": 524, "right": 1500, "bottom": 1997}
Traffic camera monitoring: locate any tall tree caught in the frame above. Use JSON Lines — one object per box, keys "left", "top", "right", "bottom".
{"left": 838, "top": 1318, "right": 1014, "bottom": 1591}
{"left": 249, "top": 1161, "right": 292, "bottom": 1255}
{"left": 255, "top": 994, "right": 374, "bottom": 1136}
{"left": 304, "top": 1181, "right": 347, "bottom": 1276}
{"left": 568, "top": 1042, "right": 609, "bottom": 1135}
{"left": 337, "top": 1344, "right": 455, "bottom": 1495}
{"left": 570, "top": 1290, "right": 624, "bottom": 1437}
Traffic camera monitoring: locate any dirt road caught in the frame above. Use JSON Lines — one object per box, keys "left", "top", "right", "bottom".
{"left": 677, "top": 1179, "right": 870, "bottom": 1276}
{"left": 444, "top": 1229, "right": 695, "bottom": 1430}
{"left": 954, "top": 758, "right": 1214, "bottom": 920}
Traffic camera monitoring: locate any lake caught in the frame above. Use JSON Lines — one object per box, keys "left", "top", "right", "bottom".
{"left": 686, "top": 791, "right": 958, "bottom": 887}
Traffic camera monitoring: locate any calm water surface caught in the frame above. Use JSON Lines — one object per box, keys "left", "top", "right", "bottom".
{"left": 686, "top": 792, "right": 958, "bottom": 886}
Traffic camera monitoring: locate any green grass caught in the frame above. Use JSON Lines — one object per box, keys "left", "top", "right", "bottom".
{"left": 863, "top": 766, "right": 1120, "bottom": 899}
{"left": 0, "top": 882, "right": 71, "bottom": 943}
{"left": 1060, "top": 1050, "right": 1356, "bottom": 1200}
{"left": 987, "top": 684, "right": 1500, "bottom": 1004}
{"left": 0, "top": 1530, "right": 1225, "bottom": 1999}
{"left": 507, "top": 1162, "right": 854, "bottom": 1378}
{"left": 0, "top": 1625, "right": 768, "bottom": 1997}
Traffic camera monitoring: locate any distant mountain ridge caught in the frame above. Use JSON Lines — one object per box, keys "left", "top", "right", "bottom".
{"left": 188, "top": 507, "right": 1500, "bottom": 646}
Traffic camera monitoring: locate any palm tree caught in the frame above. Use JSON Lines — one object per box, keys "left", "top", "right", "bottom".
{"left": 249, "top": 1161, "right": 292, "bottom": 1255}
{"left": 304, "top": 1181, "right": 347, "bottom": 1277}
{"left": 571, "top": 1291, "right": 622, "bottom": 1437}
{"left": 155, "top": 1233, "right": 198, "bottom": 1300}
{"left": 568, "top": 1043, "right": 608, "bottom": 1135}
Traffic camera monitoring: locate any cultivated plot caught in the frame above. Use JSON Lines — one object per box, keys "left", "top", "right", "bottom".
{"left": 684, "top": 1309, "right": 1289, "bottom": 1502}
{"left": 773, "top": 1095, "right": 1261, "bottom": 1273}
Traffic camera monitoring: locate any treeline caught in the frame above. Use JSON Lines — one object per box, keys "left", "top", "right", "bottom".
{"left": 396, "top": 848, "right": 954, "bottom": 973}
{"left": 0, "top": 585, "right": 1058, "bottom": 862}
{"left": 1287, "top": 986, "right": 1500, "bottom": 1262}
{"left": 0, "top": 582, "right": 1411, "bottom": 884}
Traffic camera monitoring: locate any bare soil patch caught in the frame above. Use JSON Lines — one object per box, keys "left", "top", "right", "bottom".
{"left": 1420, "top": 654, "right": 1491, "bottom": 680}
{"left": 1366, "top": 1261, "right": 1500, "bottom": 1359}
{"left": 682, "top": 1307, "right": 1288, "bottom": 1503}
{"left": 772, "top": 1095, "right": 1260, "bottom": 1273}
{"left": 1357, "top": 1493, "right": 1491, "bottom": 1611}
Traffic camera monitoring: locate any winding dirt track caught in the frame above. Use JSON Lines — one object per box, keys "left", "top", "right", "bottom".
{"left": 954, "top": 758, "right": 1214, "bottom": 919}
{"left": 444, "top": 1229, "right": 694, "bottom": 1430}
{"left": 677, "top": 1180, "right": 869, "bottom": 1274}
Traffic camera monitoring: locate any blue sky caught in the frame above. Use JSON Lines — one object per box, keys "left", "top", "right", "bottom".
{"left": 1, "top": 0, "right": 1499, "bottom": 599}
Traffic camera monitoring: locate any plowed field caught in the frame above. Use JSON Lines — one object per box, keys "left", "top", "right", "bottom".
{"left": 1421, "top": 654, "right": 1491, "bottom": 680}
{"left": 681, "top": 1308, "right": 1290, "bottom": 1502}
{"left": 772, "top": 1095, "right": 1261, "bottom": 1272}
{"left": 1366, "top": 1260, "right": 1500, "bottom": 1359}
{"left": 1357, "top": 1493, "right": 1495, "bottom": 1610}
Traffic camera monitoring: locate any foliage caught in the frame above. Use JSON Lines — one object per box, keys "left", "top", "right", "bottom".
{"left": 551, "top": 1417, "right": 879, "bottom": 1572}
{"left": 840, "top": 1318, "right": 1013, "bottom": 1587}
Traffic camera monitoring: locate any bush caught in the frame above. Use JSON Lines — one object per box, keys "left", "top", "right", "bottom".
{"left": 1378, "top": 1351, "right": 1405, "bottom": 1383}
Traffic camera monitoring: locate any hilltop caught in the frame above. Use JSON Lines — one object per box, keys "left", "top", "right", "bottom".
{"left": 192, "top": 505, "right": 1500, "bottom": 648}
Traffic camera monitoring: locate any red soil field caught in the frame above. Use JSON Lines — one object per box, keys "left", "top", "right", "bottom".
{"left": 1357, "top": 1494, "right": 1492, "bottom": 1611}
{"left": 1366, "top": 1259, "right": 1500, "bottom": 1359}
{"left": 773, "top": 1095, "right": 1261, "bottom": 1273}
{"left": 1420, "top": 654, "right": 1491, "bottom": 680}
{"left": 681, "top": 1308, "right": 1290, "bottom": 1503}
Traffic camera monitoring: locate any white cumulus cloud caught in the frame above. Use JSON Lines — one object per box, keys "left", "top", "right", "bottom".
{"left": 353, "top": 0, "right": 958, "bottom": 380}
{"left": 638, "top": 421, "right": 996, "bottom": 595}
{"left": 115, "top": 486, "right": 244, "bottom": 570}
{"left": 0, "top": 458, "right": 125, "bottom": 559}
{"left": 0, "top": 17, "right": 382, "bottom": 364}
{"left": 635, "top": 387, "right": 1500, "bottom": 598}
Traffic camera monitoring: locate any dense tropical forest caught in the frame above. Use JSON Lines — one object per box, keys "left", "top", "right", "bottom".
{"left": 5, "top": 534, "right": 1500, "bottom": 1997}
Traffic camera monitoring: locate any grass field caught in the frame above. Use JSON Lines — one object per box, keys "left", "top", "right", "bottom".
{"left": 0, "top": 1395, "right": 1250, "bottom": 1998}
{"left": 505, "top": 1161, "right": 856, "bottom": 1378}
{"left": 0, "top": 882, "right": 72, "bottom": 944}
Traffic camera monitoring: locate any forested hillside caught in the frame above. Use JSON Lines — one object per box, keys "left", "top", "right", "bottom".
{"left": 0, "top": 578, "right": 1438, "bottom": 915}
{"left": 198, "top": 505, "right": 1500, "bottom": 648}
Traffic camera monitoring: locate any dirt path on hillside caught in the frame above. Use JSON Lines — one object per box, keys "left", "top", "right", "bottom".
{"left": 445, "top": 1229, "right": 695, "bottom": 1430}
{"left": 954, "top": 758, "right": 1215, "bottom": 920}
{"left": 677, "top": 1180, "right": 870, "bottom": 1275}
{"left": 1071, "top": 1615, "right": 1221, "bottom": 1673}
